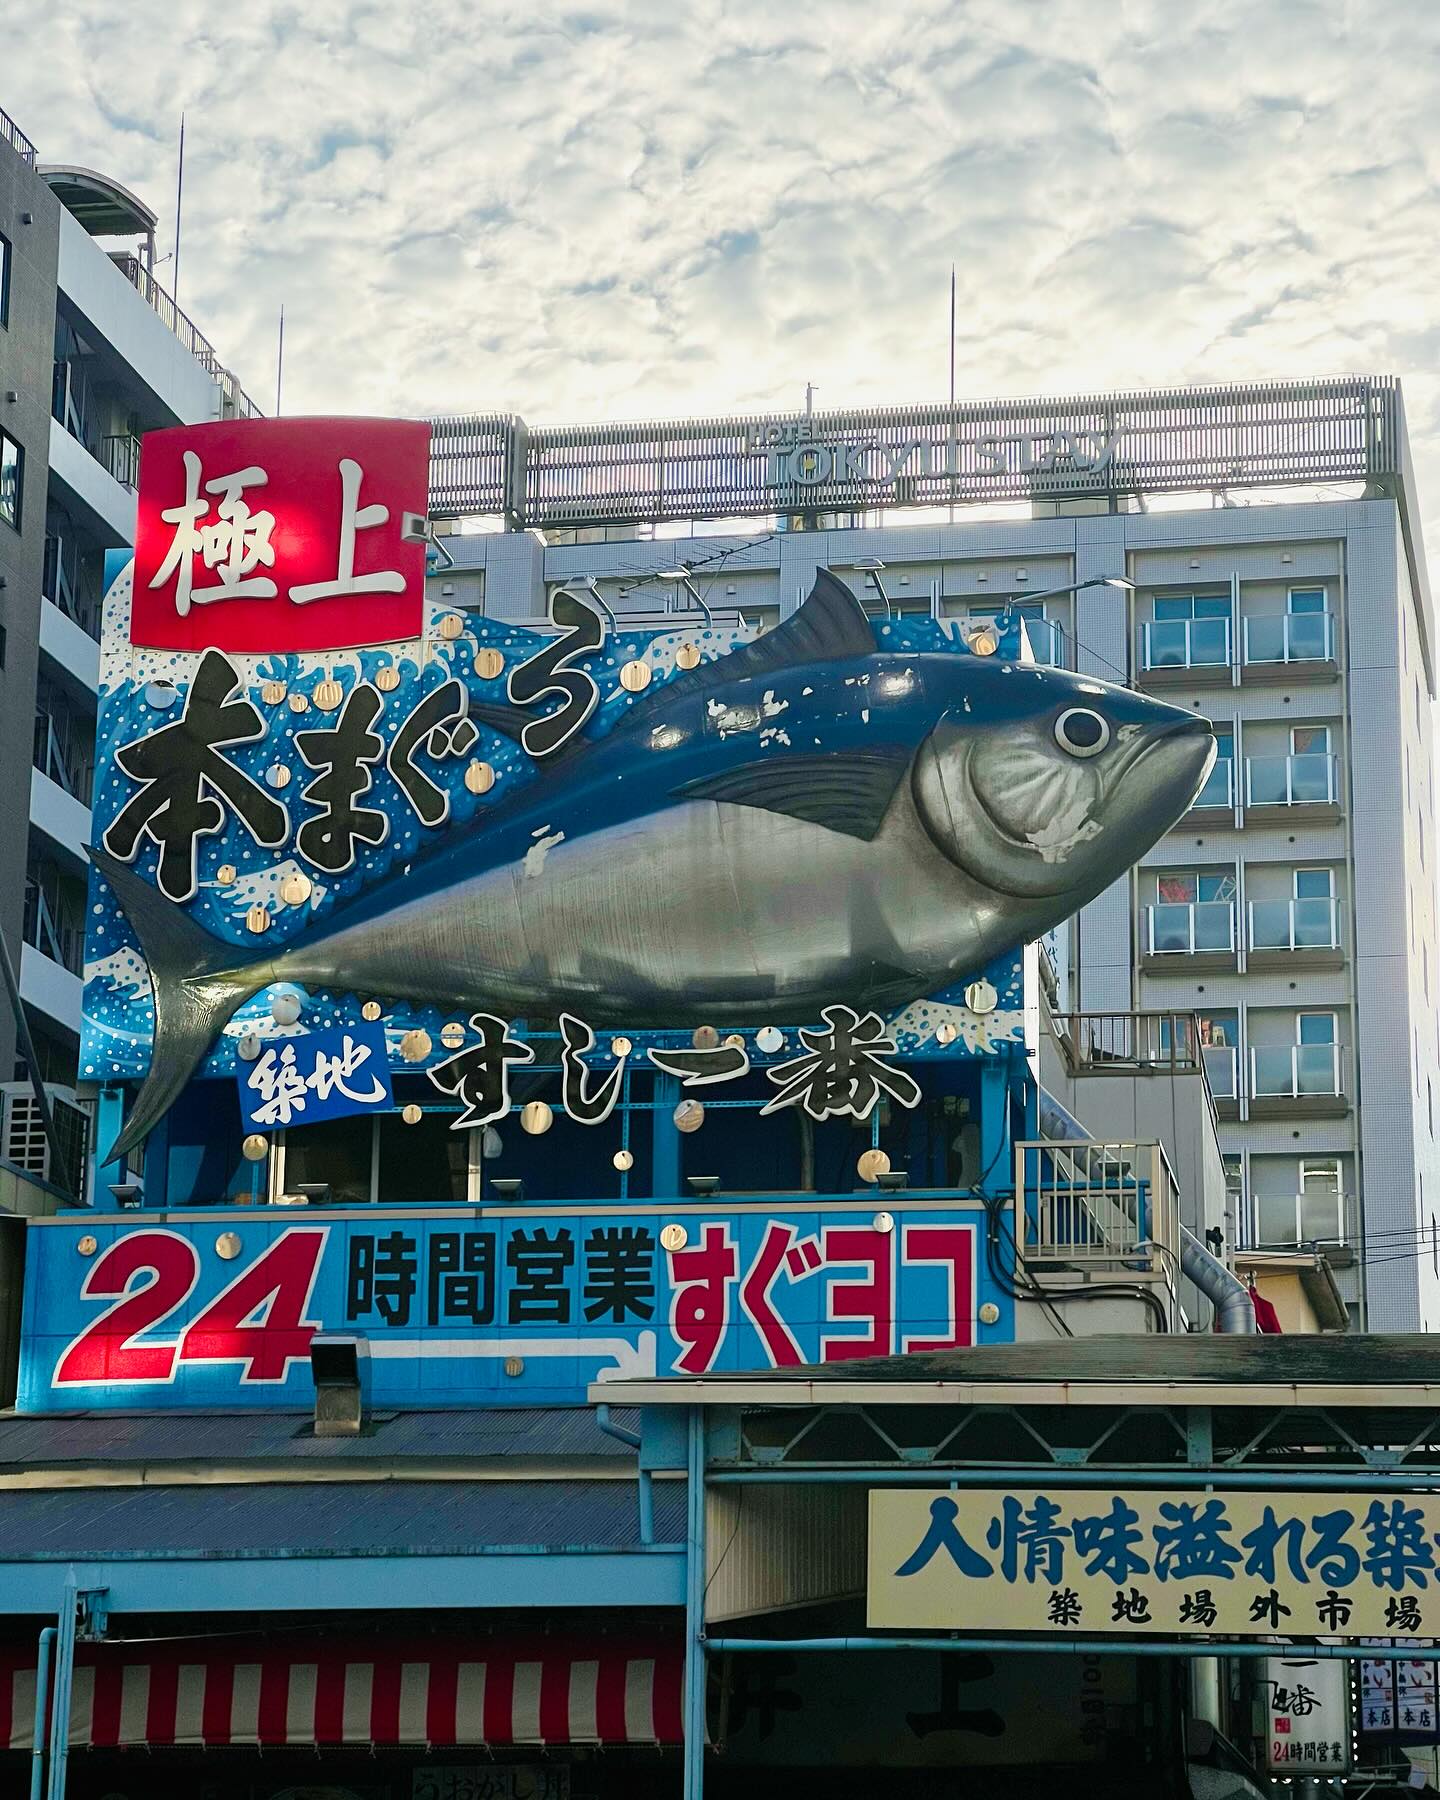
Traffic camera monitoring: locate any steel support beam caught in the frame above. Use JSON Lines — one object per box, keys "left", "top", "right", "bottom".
{"left": 45, "top": 1581, "right": 76, "bottom": 1800}
{"left": 703, "top": 1634, "right": 1440, "bottom": 1662}
{"left": 683, "top": 1406, "right": 706, "bottom": 1800}
{"left": 707, "top": 1467, "right": 1440, "bottom": 1489}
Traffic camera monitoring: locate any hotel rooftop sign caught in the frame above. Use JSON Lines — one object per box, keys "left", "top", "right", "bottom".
{"left": 428, "top": 375, "right": 1410, "bottom": 531}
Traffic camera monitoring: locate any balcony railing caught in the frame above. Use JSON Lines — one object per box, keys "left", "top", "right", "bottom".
{"left": 33, "top": 710, "right": 93, "bottom": 801}
{"left": 1192, "top": 757, "right": 1234, "bottom": 810}
{"left": 108, "top": 255, "right": 262, "bottom": 419}
{"left": 1015, "top": 1138, "right": 1179, "bottom": 1278}
{"left": 1054, "top": 1011, "right": 1205, "bottom": 1075}
{"left": 1252, "top": 1190, "right": 1350, "bottom": 1249}
{"left": 1243, "top": 612, "right": 1335, "bottom": 665}
{"left": 0, "top": 106, "right": 36, "bottom": 168}
{"left": 1251, "top": 1043, "right": 1344, "bottom": 1100}
{"left": 1141, "top": 617, "right": 1232, "bottom": 671}
{"left": 42, "top": 533, "right": 103, "bottom": 641}
{"left": 1203, "top": 1046, "right": 1238, "bottom": 1099}
{"left": 99, "top": 434, "right": 142, "bottom": 491}
{"left": 1245, "top": 752, "right": 1337, "bottom": 808}
{"left": 1146, "top": 900, "right": 1236, "bottom": 956}
{"left": 22, "top": 879, "right": 83, "bottom": 976}
{"left": 1248, "top": 896, "right": 1341, "bottom": 953}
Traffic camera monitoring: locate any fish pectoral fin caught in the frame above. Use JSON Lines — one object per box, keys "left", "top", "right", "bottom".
{"left": 468, "top": 700, "right": 533, "bottom": 744}
{"left": 674, "top": 746, "right": 912, "bottom": 841}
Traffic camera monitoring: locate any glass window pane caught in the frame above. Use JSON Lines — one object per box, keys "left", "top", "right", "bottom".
{"left": 1295, "top": 1043, "right": 1338, "bottom": 1093}
{"left": 1150, "top": 903, "right": 1192, "bottom": 952}
{"left": 1294, "top": 868, "right": 1332, "bottom": 899}
{"left": 1194, "top": 595, "right": 1233, "bottom": 619}
{"left": 1258, "top": 1191, "right": 1299, "bottom": 1246}
{"left": 1250, "top": 899, "right": 1289, "bottom": 948}
{"left": 1286, "top": 612, "right": 1329, "bottom": 660}
{"left": 1252, "top": 1047, "right": 1291, "bottom": 1096}
{"left": 1190, "top": 618, "right": 1230, "bottom": 663}
{"left": 1299, "top": 1185, "right": 1342, "bottom": 1242}
{"left": 1158, "top": 873, "right": 1198, "bottom": 903}
{"left": 1245, "top": 615, "right": 1284, "bottom": 661}
{"left": 1293, "top": 896, "right": 1337, "bottom": 946}
{"left": 1214, "top": 727, "right": 1234, "bottom": 756}
{"left": 1195, "top": 759, "right": 1232, "bottom": 807}
{"left": 1153, "top": 598, "right": 1193, "bottom": 621}
{"left": 1288, "top": 754, "right": 1332, "bottom": 803}
{"left": 1289, "top": 588, "right": 1325, "bottom": 614}
{"left": 1298, "top": 1013, "right": 1336, "bottom": 1045}
{"left": 0, "top": 432, "right": 21, "bottom": 531}
{"left": 1292, "top": 725, "right": 1329, "bottom": 755}
{"left": 1247, "top": 756, "right": 1288, "bottom": 805}
{"left": 1197, "top": 873, "right": 1236, "bottom": 903}
{"left": 283, "top": 1117, "right": 373, "bottom": 1206}
{"left": 1193, "top": 900, "right": 1234, "bottom": 950}
{"left": 1146, "top": 619, "right": 1190, "bottom": 665}
{"left": 1203, "top": 1046, "right": 1236, "bottom": 1097}
{"left": 377, "top": 1110, "right": 470, "bottom": 1202}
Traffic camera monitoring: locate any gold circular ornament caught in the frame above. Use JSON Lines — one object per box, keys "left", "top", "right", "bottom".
{"left": 620, "top": 659, "right": 652, "bottom": 693}
{"left": 504, "top": 1355, "right": 525, "bottom": 1378}
{"left": 723, "top": 1034, "right": 745, "bottom": 1050}
{"left": 215, "top": 1231, "right": 242, "bottom": 1260}
{"left": 402, "top": 1103, "right": 424, "bottom": 1126}
{"left": 968, "top": 627, "right": 999, "bottom": 657}
{"left": 270, "top": 992, "right": 302, "bottom": 1026}
{"left": 613, "top": 1148, "right": 634, "bottom": 1172}
{"left": 935, "top": 1019, "right": 959, "bottom": 1045}
{"left": 610, "top": 1036, "right": 633, "bottom": 1058}
{"left": 659, "top": 1222, "right": 688, "bottom": 1253}
{"left": 361, "top": 1000, "right": 383, "bottom": 1022}
{"left": 375, "top": 666, "right": 401, "bottom": 693}
{"left": 857, "top": 1147, "right": 891, "bottom": 1183}
{"left": 464, "top": 760, "right": 496, "bottom": 795}
{"left": 260, "top": 679, "right": 287, "bottom": 705}
{"left": 288, "top": 693, "right": 309, "bottom": 714}
{"left": 692, "top": 1025, "right": 720, "bottom": 1051}
{"left": 964, "top": 978, "right": 998, "bottom": 1016}
{"left": 676, "top": 643, "right": 702, "bottom": 670}
{"left": 440, "top": 1022, "right": 466, "bottom": 1049}
{"left": 756, "top": 1026, "right": 784, "bottom": 1054}
{"left": 674, "top": 1098, "right": 705, "bottom": 1134}
{"left": 438, "top": 613, "right": 465, "bottom": 641}
{"left": 237, "top": 1031, "right": 262, "bottom": 1061}
{"left": 266, "top": 762, "right": 291, "bottom": 789}
{"left": 241, "top": 1133, "right": 270, "bottom": 1162}
{"left": 216, "top": 864, "right": 237, "bottom": 887}
{"left": 521, "top": 1100, "right": 554, "bottom": 1136}
{"left": 475, "top": 647, "right": 505, "bottom": 680}
{"left": 315, "top": 677, "right": 344, "bottom": 711}
{"left": 279, "top": 871, "right": 312, "bottom": 907}
{"left": 872, "top": 1210, "right": 895, "bottom": 1236}
{"left": 400, "top": 1029, "right": 432, "bottom": 1063}
{"left": 245, "top": 905, "right": 272, "bottom": 935}
{"left": 978, "top": 1301, "right": 1001, "bottom": 1326}
{"left": 77, "top": 1234, "right": 98, "bottom": 1257}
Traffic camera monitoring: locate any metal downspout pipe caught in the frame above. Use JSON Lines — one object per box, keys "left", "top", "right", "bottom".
{"left": 594, "top": 1403, "right": 654, "bottom": 1544}
{"left": 29, "top": 1626, "right": 54, "bottom": 1800}
{"left": 1179, "top": 1224, "right": 1256, "bottom": 1335}
{"left": 45, "top": 1580, "right": 76, "bottom": 1800}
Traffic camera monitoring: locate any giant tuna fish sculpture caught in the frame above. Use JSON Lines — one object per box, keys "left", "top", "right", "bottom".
{"left": 95, "top": 571, "right": 1214, "bottom": 1159}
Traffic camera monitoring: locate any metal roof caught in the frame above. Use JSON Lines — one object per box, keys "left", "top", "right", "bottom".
{"left": 38, "top": 166, "right": 157, "bottom": 237}
{"left": 595, "top": 1333, "right": 1440, "bottom": 1409}
{"left": 0, "top": 1406, "right": 637, "bottom": 1467}
{"left": 0, "top": 1477, "right": 683, "bottom": 1560}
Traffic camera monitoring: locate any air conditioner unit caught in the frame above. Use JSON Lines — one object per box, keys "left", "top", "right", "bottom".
{"left": 1, "top": 1084, "right": 90, "bottom": 1196}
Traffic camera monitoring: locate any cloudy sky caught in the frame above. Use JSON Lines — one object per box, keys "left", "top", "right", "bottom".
{"left": 7, "top": 0, "right": 1440, "bottom": 543}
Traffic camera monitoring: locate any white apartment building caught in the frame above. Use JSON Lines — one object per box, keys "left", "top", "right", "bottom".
{"left": 0, "top": 105, "right": 256, "bottom": 1187}
{"left": 423, "top": 378, "right": 1438, "bottom": 1329}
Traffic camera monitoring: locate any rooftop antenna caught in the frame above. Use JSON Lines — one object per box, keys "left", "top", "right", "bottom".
{"left": 172, "top": 111, "right": 186, "bottom": 307}
{"left": 804, "top": 382, "right": 817, "bottom": 417}
{"left": 275, "top": 304, "right": 285, "bottom": 415}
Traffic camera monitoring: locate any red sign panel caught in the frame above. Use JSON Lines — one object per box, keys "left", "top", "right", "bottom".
{"left": 131, "top": 416, "right": 431, "bottom": 652}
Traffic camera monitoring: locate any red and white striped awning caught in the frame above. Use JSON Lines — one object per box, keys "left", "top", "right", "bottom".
{"left": 0, "top": 1635, "right": 682, "bottom": 1749}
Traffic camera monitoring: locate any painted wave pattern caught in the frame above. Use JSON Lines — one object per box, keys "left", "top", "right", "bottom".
{"left": 81, "top": 564, "right": 1025, "bottom": 1082}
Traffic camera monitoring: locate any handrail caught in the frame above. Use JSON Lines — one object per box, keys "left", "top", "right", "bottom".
{"left": 1250, "top": 1041, "right": 1345, "bottom": 1100}
{"left": 0, "top": 107, "right": 36, "bottom": 169}
{"left": 1052, "top": 1011, "right": 1205, "bottom": 1075}
{"left": 1013, "top": 1137, "right": 1179, "bottom": 1281}
{"left": 1244, "top": 751, "right": 1337, "bottom": 807}
{"left": 1247, "top": 895, "right": 1341, "bottom": 952}
{"left": 107, "top": 255, "right": 261, "bottom": 418}
{"left": 1145, "top": 899, "right": 1236, "bottom": 955}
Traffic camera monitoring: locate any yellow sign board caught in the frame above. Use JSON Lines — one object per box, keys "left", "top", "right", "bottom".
{"left": 868, "top": 1489, "right": 1440, "bottom": 1637}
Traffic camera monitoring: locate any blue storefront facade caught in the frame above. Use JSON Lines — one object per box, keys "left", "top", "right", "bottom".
{"left": 8, "top": 405, "right": 1412, "bottom": 1799}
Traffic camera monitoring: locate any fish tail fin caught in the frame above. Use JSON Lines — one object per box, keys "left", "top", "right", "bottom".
{"left": 90, "top": 848, "right": 268, "bottom": 1166}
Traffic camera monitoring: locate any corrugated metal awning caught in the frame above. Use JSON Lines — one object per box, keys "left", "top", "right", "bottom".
{"left": 0, "top": 1634, "right": 681, "bottom": 1748}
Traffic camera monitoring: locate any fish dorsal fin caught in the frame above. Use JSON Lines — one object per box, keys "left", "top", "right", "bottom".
{"left": 674, "top": 745, "right": 911, "bottom": 841}
{"left": 620, "top": 568, "right": 876, "bottom": 735}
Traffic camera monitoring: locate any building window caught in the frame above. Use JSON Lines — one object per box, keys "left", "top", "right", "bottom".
{"left": 0, "top": 231, "right": 9, "bottom": 329}
{"left": 0, "top": 429, "right": 21, "bottom": 531}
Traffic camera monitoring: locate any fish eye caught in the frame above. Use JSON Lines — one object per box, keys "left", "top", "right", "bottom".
{"left": 1054, "top": 708, "right": 1110, "bottom": 758}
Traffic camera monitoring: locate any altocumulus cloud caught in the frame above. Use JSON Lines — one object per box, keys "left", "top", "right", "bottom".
{"left": 5, "top": 0, "right": 1440, "bottom": 546}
